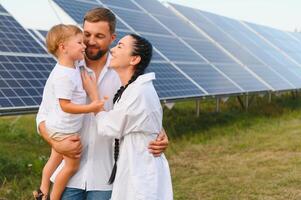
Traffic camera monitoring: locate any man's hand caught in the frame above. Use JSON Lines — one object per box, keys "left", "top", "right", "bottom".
{"left": 148, "top": 128, "right": 169, "bottom": 157}
{"left": 52, "top": 135, "right": 82, "bottom": 158}
{"left": 39, "top": 121, "right": 82, "bottom": 158}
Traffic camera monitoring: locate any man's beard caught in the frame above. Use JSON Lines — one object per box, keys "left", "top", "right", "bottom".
{"left": 85, "top": 46, "right": 109, "bottom": 60}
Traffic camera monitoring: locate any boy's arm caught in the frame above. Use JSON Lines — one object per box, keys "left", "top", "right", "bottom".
{"left": 38, "top": 121, "right": 82, "bottom": 158}
{"left": 59, "top": 99, "right": 104, "bottom": 114}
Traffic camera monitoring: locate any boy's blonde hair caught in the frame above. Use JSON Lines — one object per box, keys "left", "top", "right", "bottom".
{"left": 46, "top": 24, "right": 82, "bottom": 57}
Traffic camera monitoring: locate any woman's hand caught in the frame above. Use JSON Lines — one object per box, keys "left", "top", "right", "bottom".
{"left": 148, "top": 128, "right": 169, "bottom": 157}
{"left": 81, "top": 70, "right": 99, "bottom": 101}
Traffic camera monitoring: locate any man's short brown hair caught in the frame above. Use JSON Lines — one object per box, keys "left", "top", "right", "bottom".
{"left": 84, "top": 7, "right": 116, "bottom": 34}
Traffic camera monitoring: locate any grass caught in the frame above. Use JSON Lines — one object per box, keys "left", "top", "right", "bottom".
{"left": 2, "top": 94, "right": 301, "bottom": 199}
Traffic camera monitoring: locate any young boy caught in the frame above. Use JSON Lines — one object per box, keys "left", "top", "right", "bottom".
{"left": 33, "top": 24, "right": 103, "bottom": 200}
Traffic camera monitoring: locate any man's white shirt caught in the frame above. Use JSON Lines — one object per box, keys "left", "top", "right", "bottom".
{"left": 36, "top": 54, "right": 122, "bottom": 191}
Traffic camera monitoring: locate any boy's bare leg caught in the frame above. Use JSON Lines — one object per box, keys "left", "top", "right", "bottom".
{"left": 50, "top": 155, "right": 80, "bottom": 200}
{"left": 39, "top": 148, "right": 63, "bottom": 196}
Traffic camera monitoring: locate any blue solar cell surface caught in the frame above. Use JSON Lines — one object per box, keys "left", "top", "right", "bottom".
{"left": 109, "top": 7, "right": 171, "bottom": 35}
{"left": 0, "top": 5, "right": 8, "bottom": 13}
{"left": 53, "top": 0, "right": 129, "bottom": 30}
{"left": 146, "top": 62, "right": 205, "bottom": 99}
{"left": 246, "top": 22, "right": 301, "bottom": 65}
{"left": 0, "top": 15, "right": 47, "bottom": 54}
{"left": 145, "top": 34, "right": 206, "bottom": 63}
{"left": 176, "top": 63, "right": 242, "bottom": 95}
{"left": 99, "top": 0, "right": 140, "bottom": 10}
{"left": 213, "top": 63, "right": 268, "bottom": 92}
{"left": 132, "top": 0, "right": 173, "bottom": 17}
{"left": 198, "top": 11, "right": 301, "bottom": 89}
{"left": 184, "top": 39, "right": 234, "bottom": 64}
{"left": 0, "top": 55, "right": 55, "bottom": 108}
{"left": 0, "top": 6, "right": 56, "bottom": 112}
{"left": 39, "top": 30, "right": 48, "bottom": 38}
{"left": 170, "top": 3, "right": 297, "bottom": 91}
{"left": 113, "top": 30, "right": 165, "bottom": 61}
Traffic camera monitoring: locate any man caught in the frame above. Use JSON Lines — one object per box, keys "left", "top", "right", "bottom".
{"left": 36, "top": 7, "right": 169, "bottom": 200}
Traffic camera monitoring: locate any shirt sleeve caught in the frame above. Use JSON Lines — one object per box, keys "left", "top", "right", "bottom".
{"left": 53, "top": 76, "right": 75, "bottom": 100}
{"left": 36, "top": 99, "right": 48, "bottom": 134}
{"left": 95, "top": 91, "right": 141, "bottom": 138}
{"left": 95, "top": 90, "right": 160, "bottom": 138}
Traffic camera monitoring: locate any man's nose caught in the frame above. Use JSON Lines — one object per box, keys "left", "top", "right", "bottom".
{"left": 88, "top": 36, "right": 96, "bottom": 45}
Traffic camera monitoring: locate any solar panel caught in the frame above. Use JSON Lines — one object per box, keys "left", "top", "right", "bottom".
{"left": 245, "top": 22, "right": 301, "bottom": 65}
{"left": 0, "top": 6, "right": 56, "bottom": 114}
{"left": 49, "top": 0, "right": 209, "bottom": 99}
{"left": 99, "top": 0, "right": 140, "bottom": 10}
{"left": 213, "top": 63, "right": 269, "bottom": 92}
{"left": 170, "top": 3, "right": 295, "bottom": 91}
{"left": 146, "top": 62, "right": 205, "bottom": 99}
{"left": 0, "top": 14, "right": 47, "bottom": 54}
{"left": 53, "top": 0, "right": 129, "bottom": 30}
{"left": 183, "top": 38, "right": 234, "bottom": 64}
{"left": 109, "top": 7, "right": 171, "bottom": 35}
{"left": 0, "top": 5, "right": 8, "bottom": 14}
{"left": 145, "top": 34, "right": 206, "bottom": 63}
{"left": 197, "top": 11, "right": 301, "bottom": 89}
{"left": 133, "top": 0, "right": 270, "bottom": 93}
{"left": 175, "top": 63, "right": 242, "bottom": 95}
{"left": 114, "top": 30, "right": 165, "bottom": 61}
{"left": 39, "top": 30, "right": 48, "bottom": 38}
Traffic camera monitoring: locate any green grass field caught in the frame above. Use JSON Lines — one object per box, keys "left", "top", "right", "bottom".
{"left": 2, "top": 94, "right": 301, "bottom": 199}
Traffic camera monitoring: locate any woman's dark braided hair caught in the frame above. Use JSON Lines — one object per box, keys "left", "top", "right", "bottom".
{"left": 108, "top": 34, "right": 153, "bottom": 184}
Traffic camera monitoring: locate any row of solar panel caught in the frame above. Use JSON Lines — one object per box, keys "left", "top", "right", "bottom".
{"left": 1, "top": 0, "right": 301, "bottom": 114}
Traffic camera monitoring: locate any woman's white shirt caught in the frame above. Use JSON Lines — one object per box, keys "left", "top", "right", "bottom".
{"left": 96, "top": 72, "right": 173, "bottom": 200}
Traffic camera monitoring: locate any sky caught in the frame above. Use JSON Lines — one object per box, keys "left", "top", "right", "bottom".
{"left": 0, "top": 0, "right": 301, "bottom": 31}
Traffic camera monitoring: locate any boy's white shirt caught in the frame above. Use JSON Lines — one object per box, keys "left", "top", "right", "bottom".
{"left": 36, "top": 54, "right": 122, "bottom": 190}
{"left": 40, "top": 63, "right": 86, "bottom": 134}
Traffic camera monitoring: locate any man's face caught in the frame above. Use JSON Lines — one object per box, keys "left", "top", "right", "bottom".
{"left": 83, "top": 21, "right": 115, "bottom": 60}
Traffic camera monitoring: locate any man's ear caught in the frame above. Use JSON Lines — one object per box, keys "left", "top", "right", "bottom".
{"left": 130, "top": 55, "right": 141, "bottom": 66}
{"left": 110, "top": 33, "right": 117, "bottom": 44}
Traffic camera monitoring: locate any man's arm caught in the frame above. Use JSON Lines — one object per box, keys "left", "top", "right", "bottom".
{"left": 148, "top": 128, "right": 169, "bottom": 157}
{"left": 38, "top": 121, "right": 82, "bottom": 158}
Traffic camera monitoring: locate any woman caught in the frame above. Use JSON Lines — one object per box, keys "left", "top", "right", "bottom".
{"left": 82, "top": 34, "right": 173, "bottom": 200}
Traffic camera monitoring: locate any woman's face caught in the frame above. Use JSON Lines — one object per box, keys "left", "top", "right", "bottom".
{"left": 110, "top": 35, "right": 136, "bottom": 70}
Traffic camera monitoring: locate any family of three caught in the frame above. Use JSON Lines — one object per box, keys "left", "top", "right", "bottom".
{"left": 33, "top": 7, "right": 173, "bottom": 200}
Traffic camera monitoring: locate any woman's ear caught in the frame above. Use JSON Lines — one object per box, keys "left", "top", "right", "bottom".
{"left": 130, "top": 55, "right": 141, "bottom": 66}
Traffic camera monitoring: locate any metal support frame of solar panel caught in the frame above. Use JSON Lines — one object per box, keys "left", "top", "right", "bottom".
{"left": 196, "top": 11, "right": 301, "bottom": 89}
{"left": 169, "top": 3, "right": 296, "bottom": 92}
{"left": 0, "top": 5, "right": 56, "bottom": 115}
{"left": 244, "top": 22, "right": 301, "bottom": 69}
{"left": 131, "top": 0, "right": 272, "bottom": 95}
{"left": 53, "top": 0, "right": 206, "bottom": 100}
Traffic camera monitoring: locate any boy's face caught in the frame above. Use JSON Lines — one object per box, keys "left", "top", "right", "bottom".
{"left": 64, "top": 33, "right": 86, "bottom": 61}
{"left": 83, "top": 21, "right": 116, "bottom": 60}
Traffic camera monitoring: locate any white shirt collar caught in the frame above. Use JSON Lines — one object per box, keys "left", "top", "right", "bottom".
{"left": 133, "top": 72, "right": 156, "bottom": 85}
{"left": 76, "top": 53, "right": 113, "bottom": 84}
